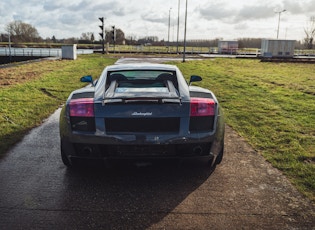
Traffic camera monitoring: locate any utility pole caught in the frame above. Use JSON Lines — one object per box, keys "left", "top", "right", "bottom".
{"left": 183, "top": 0, "right": 188, "bottom": 62}
{"left": 276, "top": 9, "right": 286, "bottom": 39}
{"left": 176, "top": 0, "right": 180, "bottom": 54}
{"left": 168, "top": 7, "right": 172, "bottom": 51}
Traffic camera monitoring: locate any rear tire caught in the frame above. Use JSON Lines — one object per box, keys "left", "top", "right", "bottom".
{"left": 61, "top": 148, "right": 71, "bottom": 167}
{"left": 215, "top": 146, "right": 224, "bottom": 165}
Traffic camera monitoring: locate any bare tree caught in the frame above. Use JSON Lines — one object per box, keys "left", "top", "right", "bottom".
{"left": 81, "top": 32, "right": 94, "bottom": 42}
{"left": 6, "top": 20, "right": 41, "bottom": 43}
{"left": 304, "top": 17, "right": 315, "bottom": 49}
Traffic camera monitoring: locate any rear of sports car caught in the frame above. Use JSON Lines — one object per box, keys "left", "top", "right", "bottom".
{"left": 59, "top": 64, "right": 224, "bottom": 167}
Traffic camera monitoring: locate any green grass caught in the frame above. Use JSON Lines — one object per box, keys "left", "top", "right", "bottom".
{"left": 0, "top": 54, "right": 117, "bottom": 155}
{"left": 173, "top": 58, "right": 315, "bottom": 201}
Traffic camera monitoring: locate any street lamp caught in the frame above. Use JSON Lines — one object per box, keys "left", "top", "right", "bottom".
{"left": 183, "top": 0, "right": 188, "bottom": 62}
{"left": 276, "top": 9, "right": 286, "bottom": 39}
{"left": 168, "top": 8, "right": 172, "bottom": 46}
{"left": 176, "top": 0, "right": 180, "bottom": 54}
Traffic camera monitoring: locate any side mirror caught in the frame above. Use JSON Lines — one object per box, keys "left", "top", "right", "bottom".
{"left": 80, "top": 75, "right": 94, "bottom": 86}
{"left": 189, "top": 75, "right": 202, "bottom": 85}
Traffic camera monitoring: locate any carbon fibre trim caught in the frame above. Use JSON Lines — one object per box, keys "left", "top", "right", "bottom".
{"left": 71, "top": 92, "right": 94, "bottom": 99}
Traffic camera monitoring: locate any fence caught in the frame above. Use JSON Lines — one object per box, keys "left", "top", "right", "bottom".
{"left": 0, "top": 47, "right": 93, "bottom": 57}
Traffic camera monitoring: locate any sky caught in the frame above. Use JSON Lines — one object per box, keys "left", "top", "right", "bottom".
{"left": 1, "top": 0, "right": 315, "bottom": 42}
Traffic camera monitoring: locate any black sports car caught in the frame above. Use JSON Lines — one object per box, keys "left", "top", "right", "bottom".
{"left": 59, "top": 63, "right": 225, "bottom": 169}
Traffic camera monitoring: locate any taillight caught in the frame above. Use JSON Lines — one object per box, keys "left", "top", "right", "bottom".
{"left": 190, "top": 98, "right": 215, "bottom": 116}
{"left": 69, "top": 98, "right": 94, "bottom": 117}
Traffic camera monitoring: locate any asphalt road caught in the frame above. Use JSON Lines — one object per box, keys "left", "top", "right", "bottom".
{"left": 0, "top": 58, "right": 314, "bottom": 229}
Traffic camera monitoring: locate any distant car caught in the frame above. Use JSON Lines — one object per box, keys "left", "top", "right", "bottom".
{"left": 59, "top": 63, "right": 225, "bottom": 169}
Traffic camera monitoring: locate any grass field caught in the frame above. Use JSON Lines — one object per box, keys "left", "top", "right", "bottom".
{"left": 0, "top": 54, "right": 314, "bottom": 201}
{"left": 173, "top": 58, "right": 315, "bottom": 201}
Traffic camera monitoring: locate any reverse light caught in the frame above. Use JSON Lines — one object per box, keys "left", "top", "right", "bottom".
{"left": 190, "top": 98, "right": 216, "bottom": 116}
{"left": 69, "top": 98, "right": 94, "bottom": 117}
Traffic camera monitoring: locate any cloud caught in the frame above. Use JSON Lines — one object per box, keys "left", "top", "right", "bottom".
{"left": 282, "top": 0, "right": 303, "bottom": 14}
{"left": 198, "top": 2, "right": 235, "bottom": 22}
{"left": 141, "top": 12, "right": 168, "bottom": 24}
{"left": 236, "top": 5, "right": 276, "bottom": 22}
{"left": 90, "top": 1, "right": 119, "bottom": 13}
{"left": 43, "top": 0, "right": 63, "bottom": 11}
{"left": 198, "top": 2, "right": 278, "bottom": 24}
{"left": 234, "top": 22, "right": 249, "bottom": 30}
{"left": 282, "top": 0, "right": 315, "bottom": 15}
{"left": 59, "top": 13, "right": 82, "bottom": 26}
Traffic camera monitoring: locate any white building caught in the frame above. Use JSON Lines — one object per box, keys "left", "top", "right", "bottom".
{"left": 218, "top": 41, "right": 238, "bottom": 54}
{"left": 261, "top": 39, "right": 295, "bottom": 58}
{"left": 62, "top": 44, "right": 77, "bottom": 60}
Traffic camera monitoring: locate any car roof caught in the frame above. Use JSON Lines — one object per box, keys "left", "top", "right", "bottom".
{"left": 105, "top": 63, "right": 178, "bottom": 72}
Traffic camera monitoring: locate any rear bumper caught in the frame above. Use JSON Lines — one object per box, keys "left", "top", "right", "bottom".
{"left": 61, "top": 133, "right": 221, "bottom": 164}
{"left": 60, "top": 110, "right": 225, "bottom": 166}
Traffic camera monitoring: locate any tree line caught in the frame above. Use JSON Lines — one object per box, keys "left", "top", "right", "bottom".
{"left": 0, "top": 20, "right": 313, "bottom": 49}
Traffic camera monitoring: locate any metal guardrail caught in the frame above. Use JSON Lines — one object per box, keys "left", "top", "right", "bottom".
{"left": 294, "top": 50, "right": 315, "bottom": 56}
{"left": 0, "top": 48, "right": 61, "bottom": 57}
{"left": 0, "top": 48, "right": 93, "bottom": 57}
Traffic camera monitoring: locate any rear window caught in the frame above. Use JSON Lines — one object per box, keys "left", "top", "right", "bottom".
{"left": 109, "top": 70, "right": 175, "bottom": 80}
{"left": 106, "top": 70, "right": 178, "bottom": 90}
{"left": 103, "top": 70, "right": 181, "bottom": 103}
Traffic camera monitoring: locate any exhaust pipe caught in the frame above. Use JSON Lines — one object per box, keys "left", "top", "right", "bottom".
{"left": 82, "top": 146, "right": 92, "bottom": 156}
{"left": 193, "top": 146, "right": 203, "bottom": 155}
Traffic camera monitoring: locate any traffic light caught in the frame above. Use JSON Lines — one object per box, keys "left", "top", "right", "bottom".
{"left": 99, "top": 17, "right": 104, "bottom": 40}
{"left": 98, "top": 17, "right": 105, "bottom": 54}
{"left": 111, "top": 26, "right": 116, "bottom": 42}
